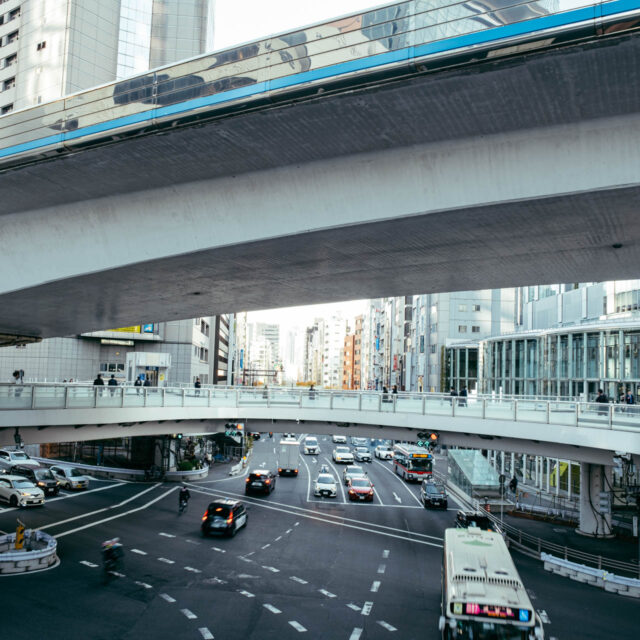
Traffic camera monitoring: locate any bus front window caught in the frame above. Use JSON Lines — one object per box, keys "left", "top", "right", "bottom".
{"left": 453, "top": 621, "right": 528, "bottom": 639}
{"left": 408, "top": 457, "right": 431, "bottom": 472}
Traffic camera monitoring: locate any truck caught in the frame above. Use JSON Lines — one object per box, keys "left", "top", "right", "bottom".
{"left": 278, "top": 438, "right": 300, "bottom": 476}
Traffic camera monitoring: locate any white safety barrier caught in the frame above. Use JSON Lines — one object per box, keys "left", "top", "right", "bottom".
{"left": 0, "top": 530, "right": 59, "bottom": 575}
{"left": 541, "top": 553, "right": 640, "bottom": 598}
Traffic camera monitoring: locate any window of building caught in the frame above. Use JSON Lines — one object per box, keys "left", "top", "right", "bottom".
{"left": 430, "top": 344, "right": 437, "bottom": 354}
{"left": 472, "top": 326, "right": 480, "bottom": 333}
{"left": 458, "top": 304, "right": 467, "bottom": 312}
{"left": 194, "top": 345, "right": 198, "bottom": 356}
{"left": 4, "top": 53, "right": 16, "bottom": 67}
{"left": 6, "top": 30, "right": 18, "bottom": 44}
{"left": 36, "top": 41, "right": 46, "bottom": 51}
{"left": 199, "top": 347, "right": 209, "bottom": 362}
{"left": 458, "top": 325, "right": 467, "bottom": 333}
{"left": 0, "top": 16, "right": 4, "bottom": 26}
{"left": 3, "top": 77, "right": 14, "bottom": 90}
{"left": 100, "top": 362, "right": 124, "bottom": 372}
{"left": 473, "top": 304, "right": 481, "bottom": 312}
{"left": 200, "top": 320, "right": 209, "bottom": 336}
{"left": 1, "top": 103, "right": 13, "bottom": 114}
{"left": 9, "top": 8, "right": 20, "bottom": 21}
{"left": 430, "top": 324, "right": 437, "bottom": 333}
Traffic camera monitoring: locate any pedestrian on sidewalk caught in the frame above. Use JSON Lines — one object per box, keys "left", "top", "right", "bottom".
{"left": 108, "top": 374, "right": 118, "bottom": 396}
{"left": 449, "top": 387, "right": 458, "bottom": 405}
{"left": 195, "top": 377, "right": 201, "bottom": 396}
{"left": 134, "top": 376, "right": 142, "bottom": 394}
{"left": 509, "top": 475, "right": 518, "bottom": 494}
{"left": 595, "top": 388, "right": 609, "bottom": 416}
{"left": 308, "top": 384, "right": 316, "bottom": 400}
{"left": 459, "top": 386, "right": 468, "bottom": 407}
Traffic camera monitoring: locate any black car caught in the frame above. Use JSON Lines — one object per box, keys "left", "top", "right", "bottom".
{"left": 455, "top": 510, "right": 500, "bottom": 533}
{"left": 201, "top": 499, "right": 248, "bottom": 537}
{"left": 249, "top": 432, "right": 261, "bottom": 440}
{"left": 13, "top": 465, "right": 60, "bottom": 496}
{"left": 420, "top": 480, "right": 448, "bottom": 508}
{"left": 245, "top": 469, "right": 276, "bottom": 495}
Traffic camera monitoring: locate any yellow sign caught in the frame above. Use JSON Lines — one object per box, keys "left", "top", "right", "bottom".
{"left": 110, "top": 326, "right": 141, "bottom": 333}
{"left": 15, "top": 519, "right": 25, "bottom": 550}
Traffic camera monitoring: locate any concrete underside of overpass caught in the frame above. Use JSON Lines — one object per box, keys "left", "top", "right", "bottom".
{"left": 2, "top": 33, "right": 640, "bottom": 339}
{"left": 2, "top": 406, "right": 638, "bottom": 466}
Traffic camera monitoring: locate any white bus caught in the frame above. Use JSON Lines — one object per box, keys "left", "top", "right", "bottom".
{"left": 392, "top": 443, "right": 433, "bottom": 482}
{"left": 440, "top": 528, "right": 544, "bottom": 640}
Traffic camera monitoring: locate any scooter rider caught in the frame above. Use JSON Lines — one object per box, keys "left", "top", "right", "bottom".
{"left": 179, "top": 485, "right": 191, "bottom": 507}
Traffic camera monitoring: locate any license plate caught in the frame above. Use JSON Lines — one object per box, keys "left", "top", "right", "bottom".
{"left": 252, "top": 482, "right": 262, "bottom": 487}
{"left": 359, "top": 495, "right": 366, "bottom": 500}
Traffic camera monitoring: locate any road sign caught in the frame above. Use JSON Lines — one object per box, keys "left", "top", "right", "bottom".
{"left": 15, "top": 519, "right": 25, "bottom": 550}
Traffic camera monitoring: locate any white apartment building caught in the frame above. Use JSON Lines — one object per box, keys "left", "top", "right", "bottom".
{"left": 321, "top": 313, "right": 347, "bottom": 389}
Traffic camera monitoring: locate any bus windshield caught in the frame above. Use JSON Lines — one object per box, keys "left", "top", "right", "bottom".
{"left": 451, "top": 620, "right": 530, "bottom": 639}
{"left": 408, "top": 457, "right": 432, "bottom": 472}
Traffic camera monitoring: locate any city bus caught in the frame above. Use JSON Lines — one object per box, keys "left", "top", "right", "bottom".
{"left": 440, "top": 528, "right": 544, "bottom": 640}
{"left": 392, "top": 443, "right": 433, "bottom": 482}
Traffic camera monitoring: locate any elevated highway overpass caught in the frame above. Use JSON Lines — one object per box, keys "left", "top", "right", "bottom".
{"left": 1, "top": 384, "right": 638, "bottom": 467}
{"left": 1, "top": 1, "right": 640, "bottom": 342}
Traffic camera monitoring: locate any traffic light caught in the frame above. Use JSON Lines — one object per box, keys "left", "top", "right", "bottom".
{"left": 176, "top": 433, "right": 183, "bottom": 440}
{"left": 417, "top": 431, "right": 439, "bottom": 449}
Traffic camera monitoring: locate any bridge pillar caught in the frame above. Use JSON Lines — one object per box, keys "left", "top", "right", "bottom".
{"left": 577, "top": 463, "right": 614, "bottom": 538}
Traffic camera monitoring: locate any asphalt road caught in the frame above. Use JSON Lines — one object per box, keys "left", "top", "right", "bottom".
{"left": 0, "top": 435, "right": 637, "bottom": 640}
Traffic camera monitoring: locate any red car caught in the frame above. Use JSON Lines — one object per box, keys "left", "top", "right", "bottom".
{"left": 347, "top": 476, "right": 374, "bottom": 502}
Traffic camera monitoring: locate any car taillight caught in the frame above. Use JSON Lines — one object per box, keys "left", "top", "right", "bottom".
{"left": 226, "top": 514, "right": 233, "bottom": 524}
{"left": 265, "top": 479, "right": 271, "bottom": 484}
{"left": 369, "top": 489, "right": 374, "bottom": 495}
{"left": 294, "top": 469, "right": 298, "bottom": 474}
{"left": 202, "top": 510, "right": 208, "bottom": 521}
{"left": 278, "top": 468, "right": 282, "bottom": 473}
{"left": 245, "top": 478, "right": 250, "bottom": 483}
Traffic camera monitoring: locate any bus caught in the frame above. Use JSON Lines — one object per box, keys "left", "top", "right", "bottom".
{"left": 392, "top": 443, "right": 433, "bottom": 482}
{"left": 440, "top": 528, "right": 544, "bottom": 640}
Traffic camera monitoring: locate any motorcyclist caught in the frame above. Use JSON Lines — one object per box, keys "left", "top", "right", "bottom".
{"left": 102, "top": 537, "right": 123, "bottom": 571}
{"left": 179, "top": 485, "right": 191, "bottom": 507}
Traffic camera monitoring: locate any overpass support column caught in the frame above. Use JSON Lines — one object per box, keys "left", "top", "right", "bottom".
{"left": 577, "top": 463, "right": 614, "bottom": 538}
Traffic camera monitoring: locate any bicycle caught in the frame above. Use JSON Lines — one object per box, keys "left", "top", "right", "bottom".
{"left": 102, "top": 538, "right": 124, "bottom": 583}
{"left": 178, "top": 498, "right": 189, "bottom": 515}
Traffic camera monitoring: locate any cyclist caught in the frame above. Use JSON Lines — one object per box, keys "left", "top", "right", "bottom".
{"left": 178, "top": 485, "right": 191, "bottom": 512}
{"left": 102, "top": 538, "right": 123, "bottom": 574}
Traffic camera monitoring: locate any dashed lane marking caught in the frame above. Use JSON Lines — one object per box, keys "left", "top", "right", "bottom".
{"left": 361, "top": 602, "right": 374, "bottom": 616}
{"left": 261, "top": 544, "right": 271, "bottom": 549}
{"left": 262, "top": 565, "right": 280, "bottom": 572}
{"left": 181, "top": 609, "right": 197, "bottom": 620}
{"left": 131, "top": 549, "right": 147, "bottom": 555}
{"left": 370, "top": 581, "right": 381, "bottom": 592}
{"left": 347, "top": 604, "right": 361, "bottom": 612}
{"left": 109, "top": 571, "right": 126, "bottom": 578}
{"left": 349, "top": 628, "right": 363, "bottom": 640}
{"left": 275, "top": 536, "right": 282, "bottom": 541}
{"left": 239, "top": 590, "right": 255, "bottom": 598}
{"left": 377, "top": 621, "right": 397, "bottom": 632}
{"left": 318, "top": 589, "right": 337, "bottom": 598}
{"left": 289, "top": 621, "right": 307, "bottom": 632}
{"left": 237, "top": 574, "right": 259, "bottom": 579}
{"left": 246, "top": 551, "right": 255, "bottom": 556}
{"left": 263, "top": 604, "right": 282, "bottom": 614}
{"left": 294, "top": 522, "right": 300, "bottom": 526}
{"left": 290, "top": 576, "right": 308, "bottom": 584}
{"left": 185, "top": 566, "right": 202, "bottom": 573}
{"left": 286, "top": 529, "right": 293, "bottom": 534}
{"left": 239, "top": 556, "right": 252, "bottom": 563}
{"left": 160, "top": 593, "right": 176, "bottom": 603}
{"left": 79, "top": 560, "right": 98, "bottom": 568}
{"left": 382, "top": 550, "right": 390, "bottom": 558}
{"left": 159, "top": 532, "right": 176, "bottom": 538}
{"left": 212, "top": 547, "right": 226, "bottom": 553}
{"left": 199, "top": 628, "right": 214, "bottom": 639}
{"left": 185, "top": 539, "right": 200, "bottom": 545}
{"left": 158, "top": 557, "right": 175, "bottom": 564}
{"left": 134, "top": 581, "right": 153, "bottom": 589}
{"left": 377, "top": 564, "right": 386, "bottom": 574}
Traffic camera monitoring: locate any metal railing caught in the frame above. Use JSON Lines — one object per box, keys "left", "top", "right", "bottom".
{"left": 0, "top": 384, "right": 638, "bottom": 433}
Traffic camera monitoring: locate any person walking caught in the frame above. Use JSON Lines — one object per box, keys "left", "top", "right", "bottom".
{"left": 392, "top": 384, "right": 398, "bottom": 395}
{"left": 143, "top": 378, "right": 151, "bottom": 388}
{"left": 93, "top": 373, "right": 104, "bottom": 386}
{"left": 9, "top": 370, "right": 22, "bottom": 398}
{"left": 108, "top": 374, "right": 118, "bottom": 396}
{"left": 134, "top": 376, "right": 142, "bottom": 394}
{"left": 308, "top": 384, "right": 316, "bottom": 400}
{"left": 595, "top": 388, "right": 609, "bottom": 416}
{"left": 449, "top": 386, "right": 458, "bottom": 405}
{"left": 382, "top": 386, "right": 390, "bottom": 403}
{"left": 459, "top": 386, "right": 468, "bottom": 407}
{"left": 194, "top": 377, "right": 201, "bottom": 396}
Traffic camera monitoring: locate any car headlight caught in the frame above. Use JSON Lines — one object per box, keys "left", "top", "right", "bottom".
{"left": 20, "top": 491, "right": 30, "bottom": 496}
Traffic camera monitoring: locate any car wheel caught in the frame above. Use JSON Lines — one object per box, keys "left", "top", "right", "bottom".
{"left": 243, "top": 515, "right": 248, "bottom": 529}
{"left": 9, "top": 495, "right": 18, "bottom": 507}
{"left": 229, "top": 523, "right": 237, "bottom": 537}
{"left": 65, "top": 481, "right": 72, "bottom": 490}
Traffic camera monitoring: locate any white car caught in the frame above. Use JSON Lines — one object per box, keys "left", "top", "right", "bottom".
{"left": 50, "top": 465, "right": 89, "bottom": 490}
{"left": 0, "top": 449, "right": 40, "bottom": 471}
{"left": 375, "top": 445, "right": 394, "bottom": 460}
{"left": 0, "top": 474, "right": 45, "bottom": 507}
{"left": 314, "top": 473, "right": 337, "bottom": 498}
{"left": 332, "top": 435, "right": 347, "bottom": 444}
{"left": 354, "top": 447, "right": 372, "bottom": 463}
{"left": 303, "top": 436, "right": 320, "bottom": 455}
{"left": 343, "top": 465, "right": 367, "bottom": 485}
{"left": 332, "top": 446, "right": 354, "bottom": 464}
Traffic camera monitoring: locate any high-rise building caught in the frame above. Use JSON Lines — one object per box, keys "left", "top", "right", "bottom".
{"left": 0, "top": 0, "right": 215, "bottom": 114}
{"left": 322, "top": 313, "right": 347, "bottom": 389}
{"left": 342, "top": 332, "right": 355, "bottom": 390}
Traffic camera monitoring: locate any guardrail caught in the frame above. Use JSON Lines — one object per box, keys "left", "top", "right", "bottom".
{"left": 1, "top": 384, "right": 638, "bottom": 433}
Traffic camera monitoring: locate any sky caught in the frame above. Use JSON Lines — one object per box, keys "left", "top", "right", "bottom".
{"left": 214, "top": 1, "right": 380, "bottom": 328}
{"left": 214, "top": 0, "right": 382, "bottom": 49}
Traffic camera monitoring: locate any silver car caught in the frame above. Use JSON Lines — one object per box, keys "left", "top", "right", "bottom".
{"left": 0, "top": 474, "right": 45, "bottom": 507}
{"left": 0, "top": 449, "right": 40, "bottom": 471}
{"left": 314, "top": 473, "right": 337, "bottom": 498}
{"left": 50, "top": 465, "right": 89, "bottom": 490}
{"left": 343, "top": 465, "right": 367, "bottom": 485}
{"left": 354, "top": 447, "right": 372, "bottom": 463}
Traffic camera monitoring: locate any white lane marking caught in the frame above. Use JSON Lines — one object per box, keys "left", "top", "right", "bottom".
{"left": 158, "top": 557, "right": 175, "bottom": 564}
{"left": 212, "top": 547, "right": 226, "bottom": 553}
{"left": 185, "top": 566, "right": 202, "bottom": 573}
{"left": 289, "top": 621, "right": 307, "bottom": 632}
{"left": 377, "top": 621, "right": 397, "bottom": 632}
{"left": 349, "top": 629, "right": 363, "bottom": 640}
{"left": 239, "top": 590, "right": 255, "bottom": 598}
{"left": 181, "top": 609, "right": 197, "bottom": 620}
{"left": 286, "top": 529, "right": 293, "bottom": 534}
{"left": 322, "top": 457, "right": 347, "bottom": 503}
{"left": 185, "top": 539, "right": 200, "bottom": 545}
{"left": 393, "top": 492, "right": 402, "bottom": 503}
{"left": 110, "top": 571, "right": 126, "bottom": 578}
{"left": 37, "top": 483, "right": 159, "bottom": 531}
{"left": 237, "top": 574, "right": 259, "bottom": 579}
{"left": 160, "top": 593, "right": 176, "bottom": 603}
{"left": 300, "top": 454, "right": 313, "bottom": 502}
{"left": 294, "top": 522, "right": 300, "bottom": 526}
{"left": 373, "top": 460, "right": 423, "bottom": 507}
{"left": 108, "top": 483, "right": 161, "bottom": 506}
{"left": 188, "top": 486, "right": 442, "bottom": 548}
{"left": 79, "top": 560, "right": 98, "bottom": 568}
{"left": 261, "top": 543, "right": 271, "bottom": 549}
{"left": 377, "top": 564, "right": 386, "bottom": 574}
{"left": 263, "top": 604, "right": 282, "bottom": 614}
{"left": 260, "top": 462, "right": 266, "bottom": 467}
{"left": 238, "top": 556, "right": 252, "bottom": 563}
{"left": 159, "top": 532, "right": 176, "bottom": 538}
{"left": 53, "top": 487, "right": 178, "bottom": 539}
{"left": 135, "top": 581, "right": 153, "bottom": 589}
{"left": 290, "top": 576, "right": 308, "bottom": 584}
{"left": 361, "top": 602, "right": 374, "bottom": 616}
{"left": 318, "top": 589, "right": 337, "bottom": 598}
{"left": 246, "top": 551, "right": 255, "bottom": 556}
{"left": 370, "top": 581, "right": 381, "bottom": 592}
{"left": 275, "top": 536, "right": 282, "bottom": 541}
{"left": 131, "top": 548, "right": 147, "bottom": 555}
{"left": 538, "top": 610, "right": 551, "bottom": 624}
{"left": 43, "top": 482, "right": 127, "bottom": 505}
{"left": 262, "top": 565, "right": 280, "bottom": 572}
{"left": 347, "top": 604, "right": 361, "bottom": 612}
{"left": 199, "top": 628, "right": 214, "bottom": 640}
{"left": 382, "top": 550, "right": 390, "bottom": 558}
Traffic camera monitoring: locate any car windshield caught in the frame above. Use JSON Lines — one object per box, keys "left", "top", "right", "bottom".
{"left": 356, "top": 447, "right": 368, "bottom": 453}
{"left": 427, "top": 484, "right": 445, "bottom": 494}
{"left": 10, "top": 452, "right": 28, "bottom": 460}
{"left": 336, "top": 447, "right": 350, "bottom": 453}
{"left": 317, "top": 475, "right": 334, "bottom": 484}
{"left": 305, "top": 438, "right": 317, "bottom": 445}
{"left": 14, "top": 480, "right": 36, "bottom": 489}
{"left": 351, "top": 478, "right": 370, "bottom": 488}
{"left": 347, "top": 467, "right": 364, "bottom": 475}
{"left": 34, "top": 470, "right": 54, "bottom": 480}
{"left": 209, "top": 505, "right": 230, "bottom": 518}
{"left": 69, "top": 469, "right": 85, "bottom": 477}
{"left": 466, "top": 517, "right": 494, "bottom": 530}
{"left": 249, "top": 473, "right": 266, "bottom": 480}
{"left": 378, "top": 447, "right": 391, "bottom": 452}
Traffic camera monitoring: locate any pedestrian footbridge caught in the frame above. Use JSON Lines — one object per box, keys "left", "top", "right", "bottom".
{"left": 1, "top": 384, "right": 638, "bottom": 466}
